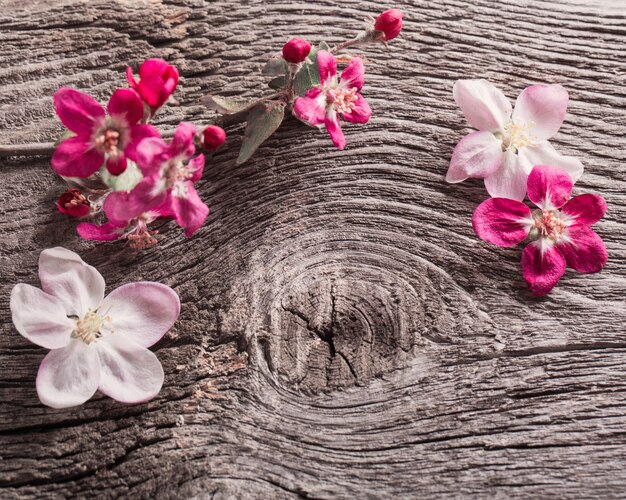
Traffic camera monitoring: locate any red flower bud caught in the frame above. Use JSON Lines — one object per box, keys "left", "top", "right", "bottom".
{"left": 374, "top": 9, "right": 403, "bottom": 41}
{"left": 126, "top": 58, "right": 179, "bottom": 111}
{"left": 56, "top": 189, "right": 90, "bottom": 217}
{"left": 282, "top": 38, "right": 312, "bottom": 64}
{"left": 202, "top": 125, "right": 226, "bottom": 152}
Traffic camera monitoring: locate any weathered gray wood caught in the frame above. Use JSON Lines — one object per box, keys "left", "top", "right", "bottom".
{"left": 1, "top": 0, "right": 625, "bottom": 498}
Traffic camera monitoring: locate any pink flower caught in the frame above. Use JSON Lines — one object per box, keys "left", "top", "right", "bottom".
{"left": 374, "top": 9, "right": 404, "bottom": 41}
{"left": 293, "top": 50, "right": 371, "bottom": 150}
{"left": 105, "top": 122, "right": 208, "bottom": 237}
{"left": 447, "top": 80, "right": 584, "bottom": 201}
{"left": 202, "top": 124, "right": 226, "bottom": 152}
{"left": 126, "top": 58, "right": 179, "bottom": 112}
{"left": 51, "top": 88, "right": 159, "bottom": 177}
{"left": 473, "top": 165, "right": 607, "bottom": 296}
{"left": 282, "top": 38, "right": 311, "bottom": 64}
{"left": 10, "top": 247, "right": 180, "bottom": 408}
{"left": 56, "top": 188, "right": 90, "bottom": 217}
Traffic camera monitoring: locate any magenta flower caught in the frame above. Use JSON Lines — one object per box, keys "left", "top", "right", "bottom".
{"left": 56, "top": 188, "right": 90, "bottom": 217}
{"left": 447, "top": 80, "right": 584, "bottom": 201}
{"left": 473, "top": 165, "right": 607, "bottom": 296}
{"left": 126, "top": 58, "right": 179, "bottom": 113}
{"left": 293, "top": 50, "right": 371, "bottom": 150}
{"left": 52, "top": 88, "right": 159, "bottom": 177}
{"left": 10, "top": 247, "right": 180, "bottom": 408}
{"left": 105, "top": 122, "right": 208, "bottom": 237}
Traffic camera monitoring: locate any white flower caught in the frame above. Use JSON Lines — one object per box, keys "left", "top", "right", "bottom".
{"left": 10, "top": 247, "right": 180, "bottom": 409}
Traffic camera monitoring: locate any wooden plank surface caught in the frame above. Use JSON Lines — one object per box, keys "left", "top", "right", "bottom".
{"left": 1, "top": 0, "right": 625, "bottom": 497}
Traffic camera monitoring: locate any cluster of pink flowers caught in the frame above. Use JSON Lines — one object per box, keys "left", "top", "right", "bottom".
{"left": 448, "top": 80, "right": 608, "bottom": 295}
{"left": 52, "top": 59, "right": 226, "bottom": 250}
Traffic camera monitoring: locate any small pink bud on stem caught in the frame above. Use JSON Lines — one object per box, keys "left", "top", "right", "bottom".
{"left": 374, "top": 9, "right": 403, "bottom": 41}
{"left": 202, "top": 125, "right": 226, "bottom": 152}
{"left": 282, "top": 38, "right": 312, "bottom": 64}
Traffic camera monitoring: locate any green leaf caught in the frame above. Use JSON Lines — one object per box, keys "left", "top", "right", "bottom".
{"left": 54, "top": 129, "right": 76, "bottom": 147}
{"left": 293, "top": 41, "right": 329, "bottom": 97}
{"left": 237, "top": 103, "right": 285, "bottom": 166}
{"left": 203, "top": 94, "right": 256, "bottom": 114}
{"left": 100, "top": 160, "right": 143, "bottom": 192}
{"left": 262, "top": 57, "right": 288, "bottom": 76}
{"left": 268, "top": 76, "right": 287, "bottom": 90}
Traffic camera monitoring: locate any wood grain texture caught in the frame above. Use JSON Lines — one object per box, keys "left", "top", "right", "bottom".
{"left": 1, "top": 0, "right": 625, "bottom": 498}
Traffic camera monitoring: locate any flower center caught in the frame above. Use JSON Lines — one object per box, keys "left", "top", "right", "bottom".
{"left": 326, "top": 87, "right": 358, "bottom": 114}
{"left": 164, "top": 159, "right": 194, "bottom": 188}
{"left": 93, "top": 117, "right": 129, "bottom": 156}
{"left": 126, "top": 212, "right": 159, "bottom": 251}
{"left": 501, "top": 121, "right": 534, "bottom": 152}
{"left": 533, "top": 209, "right": 566, "bottom": 241}
{"left": 71, "top": 307, "right": 112, "bottom": 344}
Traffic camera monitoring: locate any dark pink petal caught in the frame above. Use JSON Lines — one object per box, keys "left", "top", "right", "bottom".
{"left": 472, "top": 198, "right": 532, "bottom": 247}
{"left": 527, "top": 164, "right": 573, "bottom": 210}
{"left": 53, "top": 88, "right": 105, "bottom": 135}
{"left": 557, "top": 225, "right": 607, "bottom": 273}
{"left": 125, "top": 124, "right": 160, "bottom": 162}
{"left": 317, "top": 50, "right": 337, "bottom": 86}
{"left": 106, "top": 154, "right": 127, "bottom": 175}
{"left": 521, "top": 241, "right": 566, "bottom": 296}
{"left": 453, "top": 80, "right": 512, "bottom": 133}
{"left": 76, "top": 222, "right": 124, "bottom": 241}
{"left": 293, "top": 87, "right": 326, "bottom": 126}
{"left": 170, "top": 182, "right": 209, "bottom": 237}
{"left": 340, "top": 57, "right": 365, "bottom": 92}
{"left": 512, "top": 84, "right": 568, "bottom": 141}
{"left": 484, "top": 150, "right": 528, "bottom": 201}
{"left": 447, "top": 131, "right": 504, "bottom": 183}
{"left": 170, "top": 122, "right": 196, "bottom": 158}
{"left": 135, "top": 137, "right": 169, "bottom": 176}
{"left": 52, "top": 136, "right": 104, "bottom": 178}
{"left": 562, "top": 194, "right": 607, "bottom": 227}
{"left": 136, "top": 59, "right": 179, "bottom": 110}
{"left": 188, "top": 154, "right": 205, "bottom": 182}
{"left": 107, "top": 88, "right": 144, "bottom": 126}
{"left": 126, "top": 66, "right": 138, "bottom": 90}
{"left": 324, "top": 109, "right": 346, "bottom": 150}
{"left": 342, "top": 93, "right": 371, "bottom": 124}
{"left": 104, "top": 177, "right": 167, "bottom": 226}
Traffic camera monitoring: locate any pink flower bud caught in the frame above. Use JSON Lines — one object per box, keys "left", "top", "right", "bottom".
{"left": 282, "top": 38, "right": 311, "bottom": 64}
{"left": 126, "top": 58, "right": 179, "bottom": 111}
{"left": 56, "top": 189, "right": 90, "bottom": 217}
{"left": 202, "top": 125, "right": 226, "bottom": 152}
{"left": 374, "top": 9, "right": 403, "bottom": 41}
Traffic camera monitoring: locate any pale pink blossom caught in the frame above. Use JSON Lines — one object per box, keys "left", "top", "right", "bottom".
{"left": 473, "top": 165, "right": 607, "bottom": 296}
{"left": 447, "top": 80, "right": 584, "bottom": 201}
{"left": 52, "top": 88, "right": 159, "bottom": 177}
{"left": 10, "top": 248, "right": 180, "bottom": 408}
{"left": 293, "top": 50, "right": 371, "bottom": 150}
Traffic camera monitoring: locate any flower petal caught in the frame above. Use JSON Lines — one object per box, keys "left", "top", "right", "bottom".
{"left": 472, "top": 198, "right": 532, "bottom": 247}
{"left": 342, "top": 93, "right": 371, "bottom": 124}
{"left": 526, "top": 164, "right": 573, "bottom": 210}
{"left": 188, "top": 154, "right": 205, "bottom": 183}
{"left": 125, "top": 124, "right": 160, "bottom": 162}
{"left": 324, "top": 109, "right": 346, "bottom": 150}
{"left": 103, "top": 177, "right": 167, "bottom": 226}
{"left": 107, "top": 88, "right": 144, "bottom": 126}
{"left": 53, "top": 88, "right": 105, "bottom": 135}
{"left": 170, "top": 122, "right": 197, "bottom": 158}
{"left": 484, "top": 150, "right": 528, "bottom": 201}
{"left": 293, "top": 88, "right": 326, "bottom": 126}
{"left": 317, "top": 50, "right": 337, "bottom": 86}
{"left": 521, "top": 241, "right": 566, "bottom": 296}
{"left": 51, "top": 136, "right": 104, "bottom": 178}
{"left": 76, "top": 222, "right": 123, "bottom": 241}
{"left": 36, "top": 340, "right": 100, "bottom": 409}
{"left": 518, "top": 141, "right": 583, "bottom": 183}
{"left": 101, "top": 282, "right": 180, "bottom": 348}
{"left": 95, "top": 335, "right": 164, "bottom": 404}
{"left": 561, "top": 194, "right": 607, "bottom": 227}
{"left": 340, "top": 57, "right": 365, "bottom": 91}
{"left": 558, "top": 225, "right": 607, "bottom": 273}
{"left": 170, "top": 182, "right": 209, "bottom": 237}
{"left": 512, "top": 84, "right": 568, "bottom": 141}
{"left": 39, "top": 247, "right": 106, "bottom": 317}
{"left": 453, "top": 79, "right": 512, "bottom": 133}
{"left": 446, "top": 131, "right": 504, "bottom": 183}
{"left": 135, "top": 137, "right": 169, "bottom": 176}
{"left": 10, "top": 284, "right": 73, "bottom": 349}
